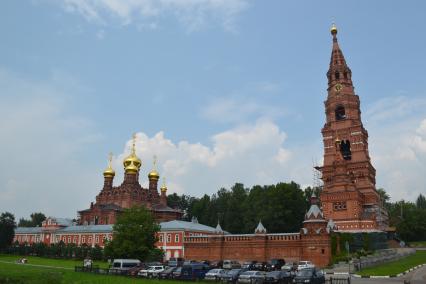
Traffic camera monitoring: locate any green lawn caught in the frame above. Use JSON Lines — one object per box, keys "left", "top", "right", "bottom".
{"left": 357, "top": 250, "right": 426, "bottom": 276}
{"left": 409, "top": 241, "right": 426, "bottom": 247}
{"left": 0, "top": 255, "right": 180, "bottom": 283}
{"left": 0, "top": 254, "right": 108, "bottom": 269}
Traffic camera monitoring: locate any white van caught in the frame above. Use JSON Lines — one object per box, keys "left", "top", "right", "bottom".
{"left": 112, "top": 259, "right": 141, "bottom": 271}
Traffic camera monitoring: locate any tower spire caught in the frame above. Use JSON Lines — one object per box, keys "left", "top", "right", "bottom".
{"left": 327, "top": 23, "right": 353, "bottom": 89}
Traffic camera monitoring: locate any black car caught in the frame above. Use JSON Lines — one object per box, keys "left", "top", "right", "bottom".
{"left": 158, "top": 267, "right": 177, "bottom": 279}
{"left": 242, "top": 261, "right": 257, "bottom": 271}
{"left": 222, "top": 268, "right": 247, "bottom": 284}
{"left": 263, "top": 271, "right": 292, "bottom": 284}
{"left": 268, "top": 259, "right": 285, "bottom": 271}
{"left": 254, "top": 262, "right": 269, "bottom": 271}
{"left": 293, "top": 268, "right": 325, "bottom": 284}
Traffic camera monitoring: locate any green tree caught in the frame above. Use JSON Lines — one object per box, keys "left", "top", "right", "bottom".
{"left": 104, "top": 206, "right": 161, "bottom": 260}
{"left": 18, "top": 212, "right": 46, "bottom": 227}
{"left": 30, "top": 212, "right": 46, "bottom": 227}
{"left": 416, "top": 194, "right": 426, "bottom": 209}
{"left": 0, "top": 212, "right": 16, "bottom": 251}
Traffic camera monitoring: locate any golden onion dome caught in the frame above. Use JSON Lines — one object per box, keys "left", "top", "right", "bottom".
{"left": 123, "top": 134, "right": 142, "bottom": 173}
{"left": 103, "top": 167, "right": 115, "bottom": 178}
{"left": 160, "top": 177, "right": 168, "bottom": 193}
{"left": 123, "top": 153, "right": 142, "bottom": 169}
{"left": 103, "top": 153, "right": 115, "bottom": 178}
{"left": 330, "top": 23, "right": 338, "bottom": 35}
{"left": 148, "top": 155, "right": 160, "bottom": 180}
{"left": 125, "top": 163, "right": 139, "bottom": 174}
{"left": 148, "top": 170, "right": 160, "bottom": 180}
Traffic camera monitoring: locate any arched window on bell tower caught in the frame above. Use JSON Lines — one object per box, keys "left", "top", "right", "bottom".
{"left": 340, "top": 140, "right": 352, "bottom": 160}
{"left": 335, "top": 71, "right": 340, "bottom": 80}
{"left": 335, "top": 105, "right": 346, "bottom": 120}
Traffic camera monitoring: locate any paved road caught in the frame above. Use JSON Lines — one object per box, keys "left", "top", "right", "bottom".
{"left": 409, "top": 264, "right": 426, "bottom": 284}
{"left": 326, "top": 264, "right": 426, "bottom": 284}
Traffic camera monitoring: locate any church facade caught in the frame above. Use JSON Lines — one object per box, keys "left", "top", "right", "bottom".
{"left": 317, "top": 25, "right": 388, "bottom": 231}
{"left": 78, "top": 136, "right": 182, "bottom": 225}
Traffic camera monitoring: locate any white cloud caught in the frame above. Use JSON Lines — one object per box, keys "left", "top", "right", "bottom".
{"left": 60, "top": 0, "right": 249, "bottom": 32}
{"left": 0, "top": 68, "right": 101, "bottom": 220}
{"left": 112, "top": 119, "right": 294, "bottom": 197}
{"left": 365, "top": 96, "right": 426, "bottom": 202}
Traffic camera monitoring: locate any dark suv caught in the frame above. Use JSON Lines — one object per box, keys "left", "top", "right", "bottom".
{"left": 268, "top": 259, "right": 285, "bottom": 271}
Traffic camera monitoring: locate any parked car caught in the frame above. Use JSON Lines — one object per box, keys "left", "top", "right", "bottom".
{"left": 296, "top": 261, "right": 314, "bottom": 271}
{"left": 111, "top": 259, "right": 141, "bottom": 271}
{"left": 292, "top": 268, "right": 325, "bottom": 284}
{"left": 110, "top": 259, "right": 141, "bottom": 274}
{"left": 263, "top": 270, "right": 293, "bottom": 284}
{"left": 205, "top": 268, "right": 227, "bottom": 281}
{"left": 180, "top": 262, "right": 210, "bottom": 281}
{"left": 223, "top": 260, "right": 241, "bottom": 270}
{"left": 242, "top": 261, "right": 257, "bottom": 270}
{"left": 138, "top": 265, "right": 165, "bottom": 278}
{"left": 158, "top": 267, "right": 178, "bottom": 279}
{"left": 268, "top": 259, "right": 285, "bottom": 271}
{"left": 127, "top": 263, "right": 147, "bottom": 276}
{"left": 221, "top": 268, "right": 247, "bottom": 284}
{"left": 254, "top": 262, "right": 269, "bottom": 271}
{"left": 211, "top": 260, "right": 224, "bottom": 268}
{"left": 237, "top": 270, "right": 264, "bottom": 284}
{"left": 172, "top": 266, "right": 183, "bottom": 279}
{"left": 168, "top": 257, "right": 185, "bottom": 267}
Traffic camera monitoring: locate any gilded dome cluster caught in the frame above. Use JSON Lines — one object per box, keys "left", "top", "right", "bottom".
{"left": 102, "top": 134, "right": 168, "bottom": 192}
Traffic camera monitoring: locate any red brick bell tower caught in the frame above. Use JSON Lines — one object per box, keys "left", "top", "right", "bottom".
{"left": 318, "top": 24, "right": 388, "bottom": 231}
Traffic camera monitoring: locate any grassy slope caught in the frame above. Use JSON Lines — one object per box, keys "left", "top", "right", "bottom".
{"left": 0, "top": 255, "right": 180, "bottom": 284}
{"left": 358, "top": 250, "right": 426, "bottom": 276}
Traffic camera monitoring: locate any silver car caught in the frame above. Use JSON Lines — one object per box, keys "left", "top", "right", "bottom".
{"left": 205, "top": 269, "right": 227, "bottom": 281}
{"left": 237, "top": 271, "right": 264, "bottom": 284}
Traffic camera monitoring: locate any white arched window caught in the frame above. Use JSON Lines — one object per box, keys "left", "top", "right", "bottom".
{"left": 175, "top": 234, "right": 179, "bottom": 243}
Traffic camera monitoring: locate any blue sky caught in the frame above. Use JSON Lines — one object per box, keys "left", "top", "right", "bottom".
{"left": 1, "top": 0, "right": 426, "bottom": 219}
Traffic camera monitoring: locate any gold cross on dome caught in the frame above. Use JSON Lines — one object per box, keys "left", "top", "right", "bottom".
{"left": 108, "top": 152, "right": 113, "bottom": 167}
{"left": 131, "top": 133, "right": 137, "bottom": 154}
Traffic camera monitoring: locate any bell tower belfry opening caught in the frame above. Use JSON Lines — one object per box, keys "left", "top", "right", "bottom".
{"left": 317, "top": 24, "right": 388, "bottom": 231}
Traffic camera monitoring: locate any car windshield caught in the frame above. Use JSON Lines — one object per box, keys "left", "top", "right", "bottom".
{"left": 209, "top": 269, "right": 221, "bottom": 273}
{"left": 267, "top": 271, "right": 281, "bottom": 277}
{"left": 174, "top": 267, "right": 181, "bottom": 272}
{"left": 164, "top": 268, "right": 174, "bottom": 272}
{"left": 298, "top": 261, "right": 307, "bottom": 265}
{"left": 296, "top": 269, "right": 313, "bottom": 277}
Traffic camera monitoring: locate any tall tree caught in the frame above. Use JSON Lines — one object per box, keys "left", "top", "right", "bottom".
{"left": 0, "top": 212, "right": 16, "bottom": 250}
{"left": 377, "top": 188, "right": 391, "bottom": 209}
{"left": 416, "top": 194, "right": 426, "bottom": 209}
{"left": 30, "top": 212, "right": 46, "bottom": 227}
{"left": 104, "top": 206, "right": 160, "bottom": 260}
